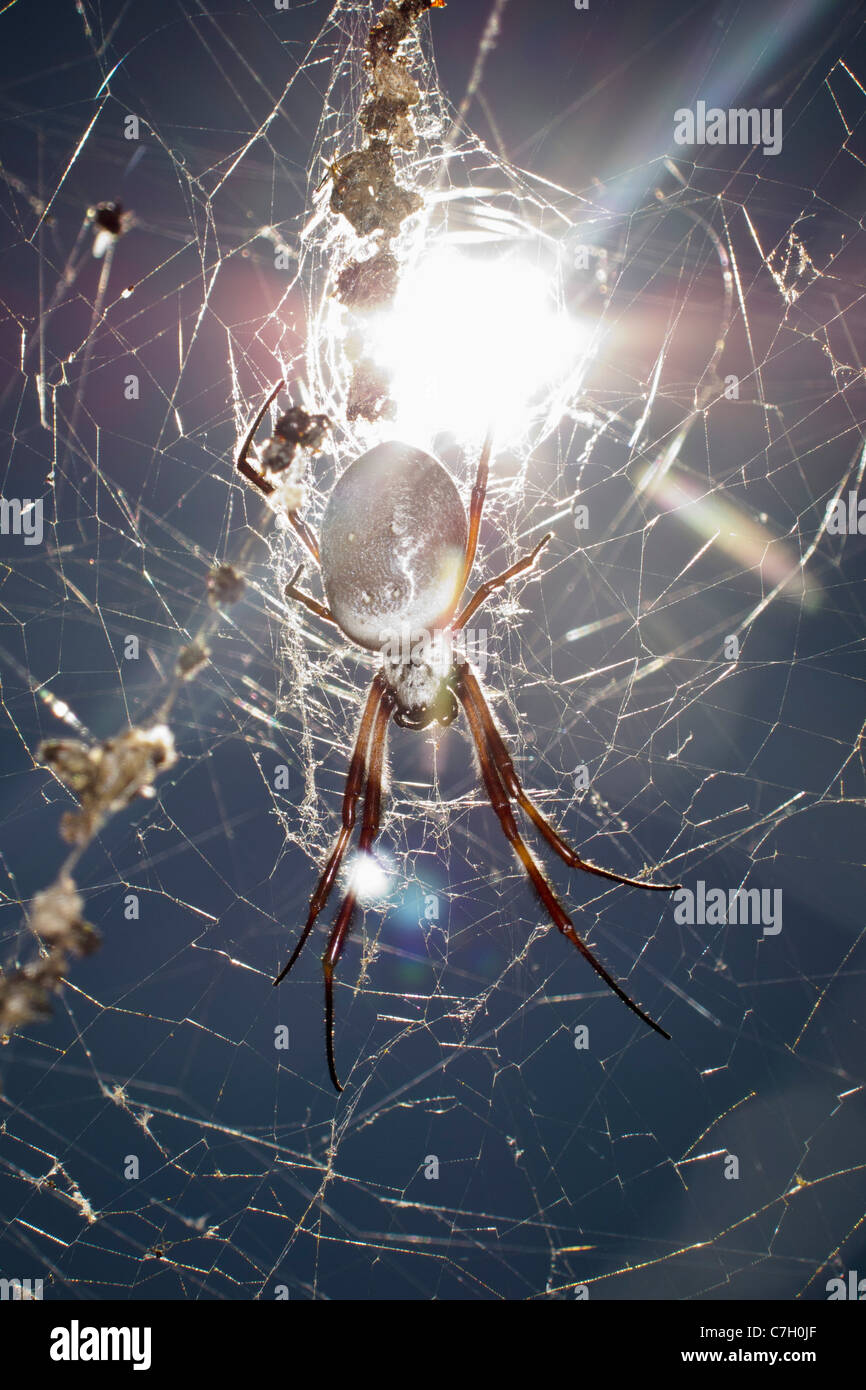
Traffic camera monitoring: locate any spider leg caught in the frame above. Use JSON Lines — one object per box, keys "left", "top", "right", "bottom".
{"left": 285, "top": 510, "right": 321, "bottom": 568}
{"left": 457, "top": 429, "right": 494, "bottom": 597}
{"left": 236, "top": 380, "right": 283, "bottom": 497}
{"left": 285, "top": 565, "right": 338, "bottom": 627}
{"left": 456, "top": 665, "right": 671, "bottom": 1040}
{"left": 454, "top": 532, "right": 552, "bottom": 631}
{"left": 459, "top": 663, "right": 680, "bottom": 892}
{"left": 273, "top": 673, "right": 387, "bottom": 989}
{"left": 322, "top": 690, "right": 393, "bottom": 1092}
{"left": 235, "top": 380, "right": 320, "bottom": 565}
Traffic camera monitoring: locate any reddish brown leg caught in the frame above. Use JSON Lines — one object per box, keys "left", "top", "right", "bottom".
{"left": 273, "top": 674, "right": 388, "bottom": 989}
{"left": 322, "top": 689, "right": 394, "bottom": 1091}
{"left": 455, "top": 533, "right": 552, "bottom": 631}
{"left": 459, "top": 664, "right": 680, "bottom": 892}
{"left": 285, "top": 565, "right": 338, "bottom": 627}
{"left": 456, "top": 665, "right": 671, "bottom": 1040}
{"left": 235, "top": 380, "right": 320, "bottom": 564}
{"left": 236, "top": 380, "right": 282, "bottom": 498}
{"left": 457, "top": 430, "right": 494, "bottom": 598}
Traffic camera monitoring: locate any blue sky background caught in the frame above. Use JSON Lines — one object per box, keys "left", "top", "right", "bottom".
{"left": 0, "top": 0, "right": 865, "bottom": 1301}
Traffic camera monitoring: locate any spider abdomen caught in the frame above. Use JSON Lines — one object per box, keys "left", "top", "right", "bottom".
{"left": 320, "top": 441, "right": 468, "bottom": 651}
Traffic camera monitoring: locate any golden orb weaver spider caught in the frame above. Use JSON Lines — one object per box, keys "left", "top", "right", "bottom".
{"left": 237, "top": 383, "right": 679, "bottom": 1091}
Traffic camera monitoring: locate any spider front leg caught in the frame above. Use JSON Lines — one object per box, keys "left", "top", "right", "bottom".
{"left": 236, "top": 380, "right": 283, "bottom": 498}
{"left": 457, "top": 429, "right": 494, "bottom": 597}
{"left": 456, "top": 663, "right": 671, "bottom": 1040}
{"left": 455, "top": 533, "right": 553, "bottom": 631}
{"left": 235, "top": 380, "right": 321, "bottom": 564}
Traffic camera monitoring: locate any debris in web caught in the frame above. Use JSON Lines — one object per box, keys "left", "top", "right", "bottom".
{"left": 239, "top": 397, "right": 333, "bottom": 516}
{"left": 326, "top": 0, "right": 445, "bottom": 421}
{"left": 0, "top": 725, "right": 178, "bottom": 1041}
{"left": 37, "top": 725, "right": 177, "bottom": 847}
{"left": 0, "top": 875, "right": 99, "bottom": 1036}
{"left": 330, "top": 142, "right": 422, "bottom": 238}
{"left": 265, "top": 407, "right": 332, "bottom": 472}
{"left": 88, "top": 199, "right": 133, "bottom": 259}
{"left": 207, "top": 564, "right": 246, "bottom": 608}
{"left": 335, "top": 248, "right": 400, "bottom": 309}
{"left": 176, "top": 641, "right": 211, "bottom": 681}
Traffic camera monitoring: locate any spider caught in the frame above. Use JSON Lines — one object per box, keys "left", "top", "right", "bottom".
{"left": 237, "top": 384, "right": 679, "bottom": 1091}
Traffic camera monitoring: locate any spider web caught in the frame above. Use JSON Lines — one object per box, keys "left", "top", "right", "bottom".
{"left": 1, "top": 0, "right": 865, "bottom": 1301}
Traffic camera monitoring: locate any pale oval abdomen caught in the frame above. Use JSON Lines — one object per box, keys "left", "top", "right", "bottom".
{"left": 320, "top": 441, "right": 468, "bottom": 651}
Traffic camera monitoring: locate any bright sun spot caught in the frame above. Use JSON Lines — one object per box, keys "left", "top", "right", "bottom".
{"left": 370, "top": 247, "right": 590, "bottom": 444}
{"left": 350, "top": 851, "right": 391, "bottom": 905}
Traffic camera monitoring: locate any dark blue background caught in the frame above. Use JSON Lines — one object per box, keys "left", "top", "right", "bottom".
{"left": 0, "top": 0, "right": 864, "bottom": 1301}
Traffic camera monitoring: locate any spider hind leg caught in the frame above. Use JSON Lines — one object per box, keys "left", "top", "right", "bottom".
{"left": 455, "top": 662, "right": 672, "bottom": 1040}
{"left": 273, "top": 674, "right": 385, "bottom": 987}
{"left": 460, "top": 663, "right": 680, "bottom": 893}
{"left": 274, "top": 673, "right": 394, "bottom": 1093}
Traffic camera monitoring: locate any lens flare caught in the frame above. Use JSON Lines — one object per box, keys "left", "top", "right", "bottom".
{"left": 349, "top": 851, "right": 392, "bottom": 905}
{"left": 639, "top": 462, "right": 822, "bottom": 611}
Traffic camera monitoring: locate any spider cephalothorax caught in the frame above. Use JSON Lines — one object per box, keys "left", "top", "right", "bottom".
{"left": 382, "top": 641, "right": 460, "bottom": 729}
{"left": 237, "top": 394, "right": 680, "bottom": 1091}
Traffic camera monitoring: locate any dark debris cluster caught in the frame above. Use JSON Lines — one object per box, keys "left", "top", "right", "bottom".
{"left": 0, "top": 726, "right": 178, "bottom": 1040}
{"left": 268, "top": 407, "right": 331, "bottom": 465}
{"left": 346, "top": 355, "right": 395, "bottom": 424}
{"left": 89, "top": 199, "right": 133, "bottom": 243}
{"left": 330, "top": 1, "right": 445, "bottom": 421}
{"left": 207, "top": 563, "right": 246, "bottom": 608}
{"left": 175, "top": 640, "right": 210, "bottom": 681}
{"left": 335, "top": 248, "right": 400, "bottom": 309}
{"left": 366, "top": 0, "right": 446, "bottom": 64}
{"left": 0, "top": 876, "right": 100, "bottom": 1038}
{"left": 38, "top": 726, "right": 177, "bottom": 847}
{"left": 330, "top": 141, "right": 422, "bottom": 240}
